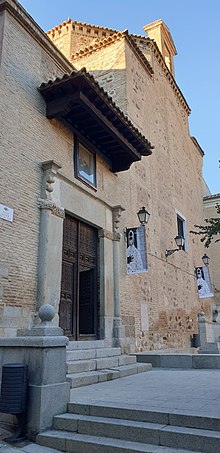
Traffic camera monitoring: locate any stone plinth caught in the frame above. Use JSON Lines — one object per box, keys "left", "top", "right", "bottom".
{"left": 0, "top": 332, "right": 70, "bottom": 440}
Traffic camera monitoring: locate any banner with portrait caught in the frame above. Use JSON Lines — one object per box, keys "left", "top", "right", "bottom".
{"left": 126, "top": 226, "right": 148, "bottom": 275}
{"left": 195, "top": 266, "right": 214, "bottom": 298}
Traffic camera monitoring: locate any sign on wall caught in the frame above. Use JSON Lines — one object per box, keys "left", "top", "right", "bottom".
{"left": 0, "top": 203, "right": 14, "bottom": 222}
{"left": 126, "top": 226, "right": 148, "bottom": 275}
{"left": 195, "top": 266, "right": 214, "bottom": 298}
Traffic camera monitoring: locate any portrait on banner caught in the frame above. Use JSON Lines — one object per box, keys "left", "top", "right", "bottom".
{"left": 126, "top": 226, "right": 148, "bottom": 275}
{"left": 195, "top": 266, "right": 214, "bottom": 298}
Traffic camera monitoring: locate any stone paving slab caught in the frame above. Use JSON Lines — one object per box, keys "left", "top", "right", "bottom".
{"left": 2, "top": 368, "right": 220, "bottom": 452}
{"left": 70, "top": 368, "right": 220, "bottom": 419}
{"left": 0, "top": 427, "right": 62, "bottom": 452}
{"left": 0, "top": 440, "right": 61, "bottom": 452}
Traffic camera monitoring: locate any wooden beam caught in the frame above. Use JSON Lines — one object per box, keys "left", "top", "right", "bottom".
{"left": 79, "top": 92, "right": 143, "bottom": 159}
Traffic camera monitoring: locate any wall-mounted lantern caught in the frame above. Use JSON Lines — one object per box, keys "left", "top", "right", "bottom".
{"left": 165, "top": 235, "right": 184, "bottom": 257}
{"left": 202, "top": 253, "right": 210, "bottom": 266}
{"left": 137, "top": 206, "right": 150, "bottom": 225}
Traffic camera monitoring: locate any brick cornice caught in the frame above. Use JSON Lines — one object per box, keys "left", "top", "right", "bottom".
{"left": 0, "top": 0, "right": 73, "bottom": 73}
{"left": 203, "top": 193, "right": 220, "bottom": 202}
{"left": 191, "top": 137, "right": 204, "bottom": 156}
{"left": 146, "top": 38, "right": 191, "bottom": 115}
{"left": 70, "top": 27, "right": 190, "bottom": 114}
{"left": 47, "top": 18, "right": 118, "bottom": 36}
{"left": 71, "top": 31, "right": 154, "bottom": 78}
{"left": 71, "top": 31, "right": 123, "bottom": 61}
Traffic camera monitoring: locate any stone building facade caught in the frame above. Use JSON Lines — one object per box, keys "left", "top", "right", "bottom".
{"left": 203, "top": 193, "right": 220, "bottom": 306}
{"left": 0, "top": 0, "right": 214, "bottom": 351}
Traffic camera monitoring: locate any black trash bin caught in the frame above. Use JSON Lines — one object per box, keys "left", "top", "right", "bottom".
{"left": 192, "top": 333, "right": 200, "bottom": 348}
{"left": 0, "top": 363, "right": 28, "bottom": 442}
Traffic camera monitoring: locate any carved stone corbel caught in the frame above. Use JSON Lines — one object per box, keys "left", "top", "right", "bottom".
{"left": 112, "top": 205, "right": 125, "bottom": 235}
{"left": 41, "top": 160, "right": 62, "bottom": 200}
{"left": 37, "top": 198, "right": 65, "bottom": 219}
{"left": 38, "top": 160, "right": 65, "bottom": 218}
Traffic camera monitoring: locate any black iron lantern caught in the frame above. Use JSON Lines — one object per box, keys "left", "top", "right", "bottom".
{"left": 137, "top": 206, "right": 150, "bottom": 225}
{"left": 202, "top": 253, "right": 210, "bottom": 266}
{"left": 174, "top": 235, "right": 184, "bottom": 249}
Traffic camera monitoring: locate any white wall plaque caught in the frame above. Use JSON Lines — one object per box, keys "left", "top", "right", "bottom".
{"left": 0, "top": 204, "right": 14, "bottom": 222}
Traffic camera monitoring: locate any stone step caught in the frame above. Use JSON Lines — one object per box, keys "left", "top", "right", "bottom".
{"left": 52, "top": 413, "right": 220, "bottom": 452}
{"left": 67, "top": 354, "right": 136, "bottom": 374}
{"left": 68, "top": 402, "right": 220, "bottom": 432}
{"left": 67, "top": 340, "right": 110, "bottom": 350}
{"left": 135, "top": 352, "right": 220, "bottom": 369}
{"left": 66, "top": 347, "right": 121, "bottom": 361}
{"left": 67, "top": 363, "right": 151, "bottom": 388}
{"left": 37, "top": 429, "right": 202, "bottom": 453}
{"left": 67, "top": 359, "right": 97, "bottom": 374}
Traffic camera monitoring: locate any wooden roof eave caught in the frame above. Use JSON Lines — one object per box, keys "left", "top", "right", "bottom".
{"left": 39, "top": 72, "right": 153, "bottom": 172}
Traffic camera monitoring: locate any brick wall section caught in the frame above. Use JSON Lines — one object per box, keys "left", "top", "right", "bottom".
{"left": 0, "top": 10, "right": 128, "bottom": 336}
{"left": 72, "top": 38, "right": 128, "bottom": 114}
{"left": 0, "top": 11, "right": 73, "bottom": 335}
{"left": 47, "top": 22, "right": 116, "bottom": 61}
{"left": 123, "top": 41, "right": 213, "bottom": 349}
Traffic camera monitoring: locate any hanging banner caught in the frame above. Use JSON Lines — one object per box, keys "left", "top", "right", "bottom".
{"left": 0, "top": 203, "right": 14, "bottom": 222}
{"left": 126, "top": 226, "right": 148, "bottom": 275}
{"left": 195, "top": 266, "right": 214, "bottom": 298}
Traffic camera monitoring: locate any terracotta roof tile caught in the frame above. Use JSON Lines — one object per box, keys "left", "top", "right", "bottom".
{"left": 191, "top": 136, "right": 204, "bottom": 156}
{"left": 146, "top": 39, "right": 191, "bottom": 114}
{"left": 203, "top": 193, "right": 220, "bottom": 201}
{"left": 47, "top": 18, "right": 190, "bottom": 115}
{"left": 71, "top": 32, "right": 123, "bottom": 60}
{"left": 47, "top": 18, "right": 118, "bottom": 35}
{"left": 40, "top": 67, "right": 154, "bottom": 155}
{"left": 71, "top": 31, "right": 154, "bottom": 78}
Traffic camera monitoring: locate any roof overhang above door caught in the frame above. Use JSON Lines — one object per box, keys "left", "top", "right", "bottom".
{"left": 39, "top": 68, "right": 153, "bottom": 172}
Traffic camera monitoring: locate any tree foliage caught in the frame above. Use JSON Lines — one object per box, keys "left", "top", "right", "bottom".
{"left": 190, "top": 204, "right": 220, "bottom": 247}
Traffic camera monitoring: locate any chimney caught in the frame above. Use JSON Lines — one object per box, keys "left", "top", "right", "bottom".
{"left": 144, "top": 19, "right": 177, "bottom": 77}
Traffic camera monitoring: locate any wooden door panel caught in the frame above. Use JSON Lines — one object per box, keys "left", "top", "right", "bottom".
{"left": 59, "top": 215, "right": 77, "bottom": 337}
{"left": 60, "top": 215, "right": 98, "bottom": 339}
{"left": 79, "top": 269, "right": 94, "bottom": 335}
{"left": 59, "top": 259, "right": 76, "bottom": 337}
{"left": 78, "top": 222, "right": 98, "bottom": 338}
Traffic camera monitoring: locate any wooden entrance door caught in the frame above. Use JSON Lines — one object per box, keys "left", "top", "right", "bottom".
{"left": 59, "top": 215, "right": 98, "bottom": 339}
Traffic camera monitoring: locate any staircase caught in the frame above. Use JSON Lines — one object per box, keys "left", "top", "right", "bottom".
{"left": 37, "top": 401, "right": 220, "bottom": 452}
{"left": 66, "top": 341, "right": 151, "bottom": 388}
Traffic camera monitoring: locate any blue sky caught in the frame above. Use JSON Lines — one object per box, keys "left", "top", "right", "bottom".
{"left": 20, "top": 0, "right": 220, "bottom": 195}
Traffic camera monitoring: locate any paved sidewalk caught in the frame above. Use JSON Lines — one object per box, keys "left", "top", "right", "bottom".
{"left": 70, "top": 367, "right": 220, "bottom": 418}
{"left": 0, "top": 440, "right": 61, "bottom": 452}
{"left": 1, "top": 367, "right": 220, "bottom": 451}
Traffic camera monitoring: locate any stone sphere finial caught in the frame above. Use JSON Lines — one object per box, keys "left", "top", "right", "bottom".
{"left": 198, "top": 311, "right": 206, "bottom": 322}
{"left": 39, "top": 304, "right": 56, "bottom": 323}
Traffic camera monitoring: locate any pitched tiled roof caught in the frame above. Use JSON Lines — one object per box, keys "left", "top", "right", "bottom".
{"left": 40, "top": 67, "right": 153, "bottom": 152}
{"left": 203, "top": 193, "right": 220, "bottom": 201}
{"left": 47, "top": 18, "right": 118, "bottom": 36}
{"left": 71, "top": 31, "right": 154, "bottom": 78}
{"left": 146, "top": 38, "right": 191, "bottom": 114}
{"left": 40, "top": 67, "right": 154, "bottom": 172}
{"left": 70, "top": 28, "right": 190, "bottom": 114}
{"left": 191, "top": 137, "right": 204, "bottom": 156}
{"left": 71, "top": 31, "right": 123, "bottom": 60}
